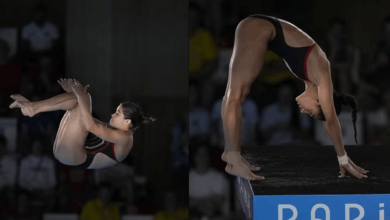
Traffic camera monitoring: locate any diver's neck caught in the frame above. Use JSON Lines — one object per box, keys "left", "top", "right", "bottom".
{"left": 304, "top": 81, "right": 318, "bottom": 97}
{"left": 110, "top": 124, "right": 133, "bottom": 135}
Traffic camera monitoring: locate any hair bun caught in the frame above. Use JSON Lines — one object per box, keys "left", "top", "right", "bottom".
{"left": 142, "top": 116, "right": 156, "bottom": 125}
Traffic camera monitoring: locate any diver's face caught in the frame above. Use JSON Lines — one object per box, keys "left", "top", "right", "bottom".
{"left": 296, "top": 94, "right": 320, "bottom": 119}
{"left": 110, "top": 105, "right": 130, "bottom": 128}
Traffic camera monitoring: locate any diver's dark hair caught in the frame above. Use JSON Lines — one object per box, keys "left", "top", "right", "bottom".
{"left": 120, "top": 101, "right": 156, "bottom": 131}
{"left": 318, "top": 90, "right": 359, "bottom": 146}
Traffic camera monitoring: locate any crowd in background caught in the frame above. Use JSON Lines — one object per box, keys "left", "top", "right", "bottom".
{"left": 189, "top": 0, "right": 390, "bottom": 219}
{"left": 0, "top": 3, "right": 188, "bottom": 220}
{"left": 3, "top": 1, "right": 390, "bottom": 220}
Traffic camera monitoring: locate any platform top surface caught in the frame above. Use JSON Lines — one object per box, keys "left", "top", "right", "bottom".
{"left": 241, "top": 145, "right": 390, "bottom": 195}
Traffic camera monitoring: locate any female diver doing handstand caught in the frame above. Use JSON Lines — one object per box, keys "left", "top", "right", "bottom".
{"left": 221, "top": 14, "right": 368, "bottom": 180}
{"left": 10, "top": 79, "right": 155, "bottom": 169}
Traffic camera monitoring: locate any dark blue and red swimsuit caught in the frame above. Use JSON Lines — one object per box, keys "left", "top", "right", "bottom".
{"left": 248, "top": 14, "right": 316, "bottom": 82}
{"left": 73, "top": 132, "right": 119, "bottom": 169}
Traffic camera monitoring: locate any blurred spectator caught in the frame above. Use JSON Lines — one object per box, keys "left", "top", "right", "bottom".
{"left": 94, "top": 162, "right": 134, "bottom": 205}
{"left": 320, "top": 18, "right": 356, "bottom": 93}
{"left": 154, "top": 191, "right": 189, "bottom": 220}
{"left": 0, "top": 39, "right": 21, "bottom": 97}
{"left": 364, "top": 17, "right": 390, "bottom": 94}
{"left": 80, "top": 181, "right": 120, "bottom": 220}
{"left": 373, "top": 16, "right": 390, "bottom": 59}
{"left": 0, "top": 135, "right": 18, "bottom": 191}
{"left": 18, "top": 138, "right": 56, "bottom": 194}
{"left": 0, "top": 92, "right": 15, "bottom": 117}
{"left": 55, "top": 183, "right": 83, "bottom": 214}
{"left": 190, "top": 0, "right": 223, "bottom": 37}
{"left": 211, "top": 97, "right": 259, "bottom": 148}
{"left": 366, "top": 89, "right": 390, "bottom": 144}
{"left": 366, "top": 49, "right": 390, "bottom": 93}
{"left": 22, "top": 56, "right": 62, "bottom": 98}
{"left": 57, "top": 162, "right": 93, "bottom": 203}
{"left": 189, "top": 145, "right": 229, "bottom": 219}
{"left": 3, "top": 190, "right": 39, "bottom": 220}
{"left": 21, "top": 4, "right": 60, "bottom": 61}
{"left": 126, "top": 176, "right": 156, "bottom": 215}
{"left": 364, "top": 49, "right": 390, "bottom": 94}
{"left": 0, "top": 186, "right": 17, "bottom": 219}
{"left": 259, "top": 83, "right": 312, "bottom": 145}
{"left": 170, "top": 113, "right": 189, "bottom": 189}
{"left": 171, "top": 111, "right": 189, "bottom": 169}
{"left": 19, "top": 107, "right": 57, "bottom": 139}
{"left": 189, "top": 84, "right": 211, "bottom": 141}
{"left": 189, "top": 2, "right": 218, "bottom": 81}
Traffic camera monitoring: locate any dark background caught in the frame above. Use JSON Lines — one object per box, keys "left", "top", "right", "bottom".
{"left": 0, "top": 0, "right": 188, "bottom": 219}
{"left": 189, "top": 0, "right": 390, "bottom": 219}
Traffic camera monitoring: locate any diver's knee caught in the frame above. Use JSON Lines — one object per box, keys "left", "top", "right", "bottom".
{"left": 228, "top": 84, "right": 250, "bottom": 104}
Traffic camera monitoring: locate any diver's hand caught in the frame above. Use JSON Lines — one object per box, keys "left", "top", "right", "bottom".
{"left": 57, "top": 78, "right": 73, "bottom": 92}
{"left": 69, "top": 79, "right": 89, "bottom": 97}
{"left": 339, "top": 159, "right": 368, "bottom": 179}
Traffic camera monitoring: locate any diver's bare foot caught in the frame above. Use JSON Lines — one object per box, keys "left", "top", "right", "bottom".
{"left": 221, "top": 151, "right": 261, "bottom": 171}
{"left": 222, "top": 151, "right": 264, "bottom": 180}
{"left": 9, "top": 99, "right": 35, "bottom": 117}
{"left": 10, "top": 94, "right": 29, "bottom": 102}
{"left": 240, "top": 156, "right": 261, "bottom": 171}
{"left": 225, "top": 162, "right": 264, "bottom": 180}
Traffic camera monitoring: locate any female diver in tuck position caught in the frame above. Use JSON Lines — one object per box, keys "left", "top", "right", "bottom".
{"left": 10, "top": 79, "right": 155, "bottom": 169}
{"left": 221, "top": 14, "right": 369, "bottom": 180}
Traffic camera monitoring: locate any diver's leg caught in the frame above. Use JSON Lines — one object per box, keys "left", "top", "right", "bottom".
{"left": 10, "top": 93, "right": 79, "bottom": 117}
{"left": 52, "top": 92, "right": 92, "bottom": 165}
{"left": 220, "top": 17, "right": 271, "bottom": 180}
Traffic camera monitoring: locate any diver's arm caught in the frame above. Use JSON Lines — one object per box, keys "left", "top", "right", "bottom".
{"left": 78, "top": 95, "right": 128, "bottom": 145}
{"left": 75, "top": 91, "right": 95, "bottom": 132}
{"left": 318, "top": 71, "right": 368, "bottom": 178}
{"left": 69, "top": 80, "right": 129, "bottom": 145}
{"left": 317, "top": 73, "right": 346, "bottom": 156}
{"left": 93, "top": 118, "right": 108, "bottom": 126}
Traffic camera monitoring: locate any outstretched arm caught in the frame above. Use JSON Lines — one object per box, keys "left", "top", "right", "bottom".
{"left": 318, "top": 66, "right": 367, "bottom": 178}
{"left": 69, "top": 80, "right": 129, "bottom": 145}
{"left": 317, "top": 70, "right": 345, "bottom": 156}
